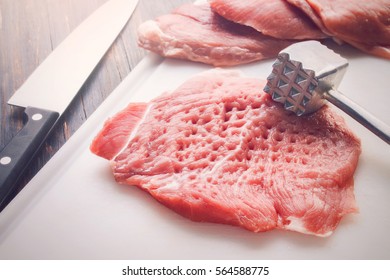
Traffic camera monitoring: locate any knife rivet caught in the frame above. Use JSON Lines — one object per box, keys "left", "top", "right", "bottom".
{"left": 32, "top": 114, "right": 43, "bottom": 121}
{"left": 0, "top": 156, "right": 12, "bottom": 165}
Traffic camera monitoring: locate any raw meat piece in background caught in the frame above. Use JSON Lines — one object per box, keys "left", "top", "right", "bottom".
{"left": 137, "top": 3, "right": 294, "bottom": 66}
{"left": 91, "top": 70, "right": 361, "bottom": 237}
{"left": 286, "top": 0, "right": 390, "bottom": 58}
{"left": 138, "top": 0, "right": 390, "bottom": 63}
{"left": 209, "top": 0, "right": 327, "bottom": 40}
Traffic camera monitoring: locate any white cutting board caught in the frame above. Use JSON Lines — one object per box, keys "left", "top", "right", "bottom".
{"left": 0, "top": 43, "right": 389, "bottom": 259}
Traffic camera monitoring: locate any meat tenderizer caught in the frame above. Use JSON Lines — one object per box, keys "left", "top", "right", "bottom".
{"left": 264, "top": 40, "right": 390, "bottom": 144}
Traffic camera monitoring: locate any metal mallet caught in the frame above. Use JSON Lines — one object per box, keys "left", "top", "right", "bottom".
{"left": 264, "top": 40, "right": 390, "bottom": 144}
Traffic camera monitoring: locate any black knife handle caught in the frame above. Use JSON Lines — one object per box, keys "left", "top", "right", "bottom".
{"left": 0, "top": 107, "right": 59, "bottom": 208}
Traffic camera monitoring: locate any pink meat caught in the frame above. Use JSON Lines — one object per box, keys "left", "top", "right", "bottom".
{"left": 209, "top": 0, "right": 327, "bottom": 40}
{"left": 91, "top": 103, "right": 148, "bottom": 161}
{"left": 137, "top": 3, "right": 294, "bottom": 66}
{"left": 286, "top": 0, "right": 390, "bottom": 59}
{"left": 91, "top": 70, "right": 361, "bottom": 237}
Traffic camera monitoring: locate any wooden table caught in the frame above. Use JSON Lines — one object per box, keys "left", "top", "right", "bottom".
{"left": 0, "top": 0, "right": 190, "bottom": 210}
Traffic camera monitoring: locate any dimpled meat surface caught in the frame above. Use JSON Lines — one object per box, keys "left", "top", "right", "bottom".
{"left": 91, "top": 70, "right": 361, "bottom": 237}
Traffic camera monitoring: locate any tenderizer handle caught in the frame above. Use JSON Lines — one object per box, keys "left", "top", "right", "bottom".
{"left": 325, "top": 89, "right": 390, "bottom": 144}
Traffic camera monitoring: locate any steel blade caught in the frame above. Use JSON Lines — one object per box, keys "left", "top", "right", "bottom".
{"left": 8, "top": 0, "right": 139, "bottom": 114}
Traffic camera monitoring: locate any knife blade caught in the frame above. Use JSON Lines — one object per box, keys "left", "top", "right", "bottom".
{"left": 0, "top": 0, "right": 139, "bottom": 207}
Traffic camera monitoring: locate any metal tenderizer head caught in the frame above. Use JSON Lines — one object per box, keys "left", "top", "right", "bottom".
{"left": 264, "top": 40, "right": 349, "bottom": 116}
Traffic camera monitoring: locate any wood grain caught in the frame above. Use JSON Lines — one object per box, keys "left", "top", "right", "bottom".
{"left": 0, "top": 0, "right": 190, "bottom": 210}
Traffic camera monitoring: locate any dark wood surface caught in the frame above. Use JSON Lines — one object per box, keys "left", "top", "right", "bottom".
{"left": 0, "top": 0, "right": 190, "bottom": 210}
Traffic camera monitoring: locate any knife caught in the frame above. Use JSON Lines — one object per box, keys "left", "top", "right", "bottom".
{"left": 0, "top": 0, "right": 139, "bottom": 207}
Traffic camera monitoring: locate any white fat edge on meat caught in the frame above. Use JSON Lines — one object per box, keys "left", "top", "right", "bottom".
{"left": 138, "top": 20, "right": 179, "bottom": 56}
{"left": 283, "top": 216, "right": 332, "bottom": 237}
{"left": 111, "top": 104, "right": 153, "bottom": 161}
{"left": 154, "top": 176, "right": 181, "bottom": 192}
{"left": 139, "top": 14, "right": 265, "bottom": 65}
{"left": 275, "top": 171, "right": 333, "bottom": 238}
{"left": 138, "top": 0, "right": 206, "bottom": 47}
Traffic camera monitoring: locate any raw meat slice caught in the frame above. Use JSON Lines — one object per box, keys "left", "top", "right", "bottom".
{"left": 91, "top": 70, "right": 361, "bottom": 237}
{"left": 137, "top": 3, "right": 294, "bottom": 66}
{"left": 286, "top": 0, "right": 390, "bottom": 59}
{"left": 209, "top": 0, "right": 327, "bottom": 40}
{"left": 90, "top": 103, "right": 148, "bottom": 161}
